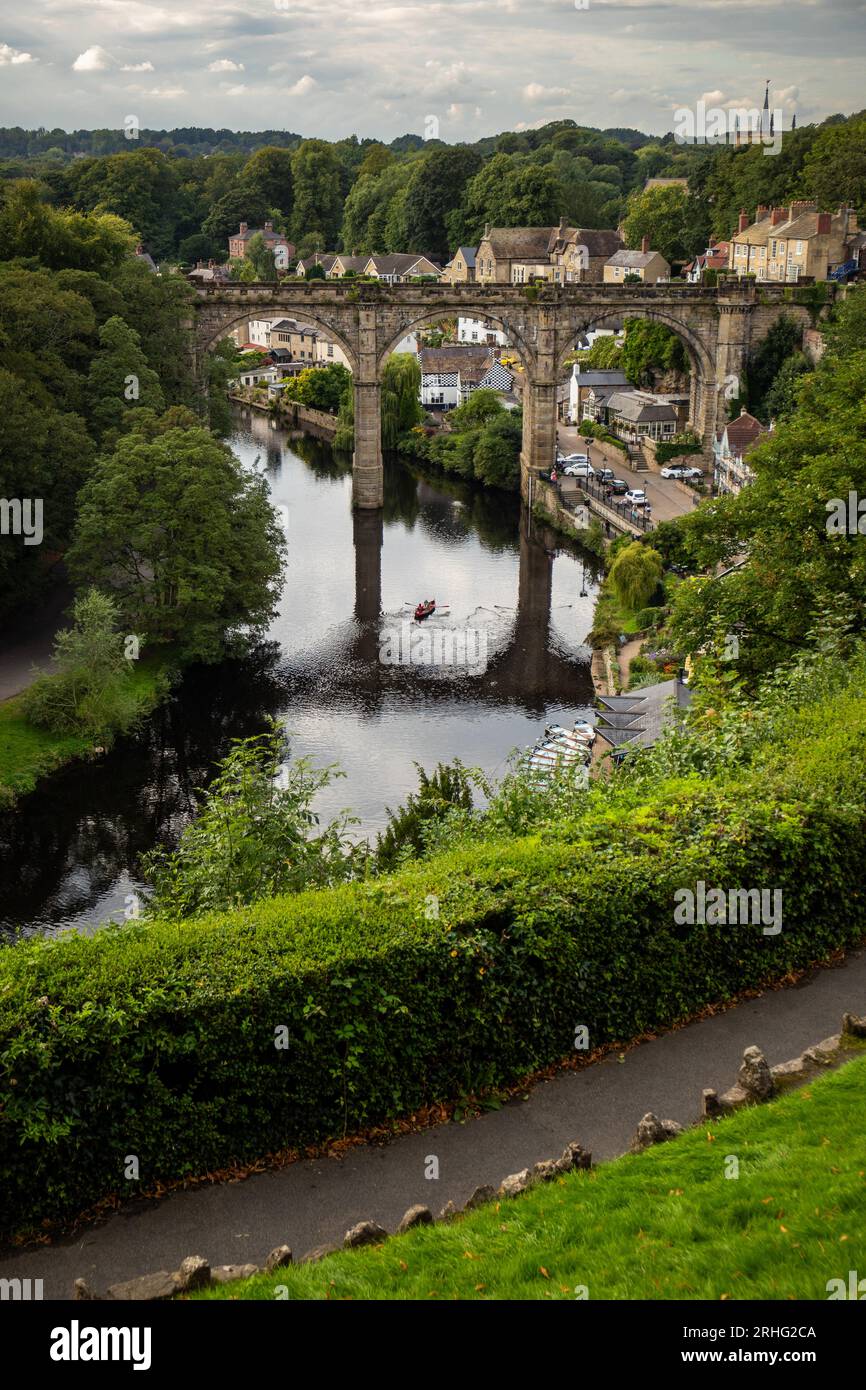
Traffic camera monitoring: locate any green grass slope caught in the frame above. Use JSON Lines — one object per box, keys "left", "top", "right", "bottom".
{"left": 194, "top": 1050, "right": 866, "bottom": 1301}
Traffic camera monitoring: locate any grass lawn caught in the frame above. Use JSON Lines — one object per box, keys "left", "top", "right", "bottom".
{"left": 193, "top": 1051, "right": 866, "bottom": 1301}
{"left": 0, "top": 650, "right": 178, "bottom": 805}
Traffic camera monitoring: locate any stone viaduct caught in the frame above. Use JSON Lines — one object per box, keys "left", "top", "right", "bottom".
{"left": 191, "top": 280, "right": 817, "bottom": 508}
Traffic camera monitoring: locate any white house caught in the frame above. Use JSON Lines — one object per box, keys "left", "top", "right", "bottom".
{"left": 457, "top": 317, "right": 509, "bottom": 348}
{"left": 248, "top": 319, "right": 275, "bottom": 347}
{"left": 418, "top": 346, "right": 513, "bottom": 409}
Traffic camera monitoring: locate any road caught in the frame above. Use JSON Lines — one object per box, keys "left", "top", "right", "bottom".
{"left": 555, "top": 423, "right": 702, "bottom": 525}
{"left": 2, "top": 947, "right": 864, "bottom": 1299}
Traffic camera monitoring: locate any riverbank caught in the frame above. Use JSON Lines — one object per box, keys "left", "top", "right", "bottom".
{"left": 0, "top": 649, "right": 179, "bottom": 808}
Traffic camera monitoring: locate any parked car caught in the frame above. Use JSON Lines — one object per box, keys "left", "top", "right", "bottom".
{"left": 561, "top": 452, "right": 590, "bottom": 464}
{"left": 623, "top": 489, "right": 649, "bottom": 507}
{"left": 563, "top": 459, "right": 595, "bottom": 479}
{"left": 596, "top": 468, "right": 616, "bottom": 484}
{"left": 660, "top": 464, "right": 704, "bottom": 481}
{"left": 609, "top": 478, "right": 628, "bottom": 495}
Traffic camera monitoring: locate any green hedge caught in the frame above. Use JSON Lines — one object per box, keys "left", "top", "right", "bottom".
{"left": 655, "top": 440, "right": 702, "bottom": 466}
{"left": 1, "top": 785, "right": 864, "bottom": 1238}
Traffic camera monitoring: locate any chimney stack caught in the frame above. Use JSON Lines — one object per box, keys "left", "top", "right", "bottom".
{"left": 239, "top": 222, "right": 248, "bottom": 235}
{"left": 264, "top": 219, "right": 273, "bottom": 232}
{"left": 738, "top": 209, "right": 749, "bottom": 232}
{"left": 641, "top": 235, "right": 650, "bottom": 254}
{"left": 771, "top": 207, "right": 786, "bottom": 226}
{"left": 817, "top": 212, "right": 831, "bottom": 235}
{"left": 756, "top": 204, "right": 768, "bottom": 219}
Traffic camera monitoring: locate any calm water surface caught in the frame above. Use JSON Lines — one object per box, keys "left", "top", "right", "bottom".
{"left": 0, "top": 409, "right": 601, "bottom": 938}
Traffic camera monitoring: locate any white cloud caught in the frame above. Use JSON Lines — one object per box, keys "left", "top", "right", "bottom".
{"left": 121, "top": 61, "right": 154, "bottom": 72}
{"left": 145, "top": 87, "right": 187, "bottom": 98}
{"left": 73, "top": 46, "right": 111, "bottom": 72}
{"left": 0, "top": 43, "right": 37, "bottom": 66}
{"left": 523, "top": 82, "right": 570, "bottom": 102}
{"left": 287, "top": 74, "right": 317, "bottom": 96}
{"left": 225, "top": 84, "right": 247, "bottom": 96}
{"left": 208, "top": 59, "right": 244, "bottom": 72}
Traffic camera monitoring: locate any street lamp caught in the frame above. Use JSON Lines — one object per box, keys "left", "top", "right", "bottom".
{"left": 579, "top": 561, "right": 589, "bottom": 599}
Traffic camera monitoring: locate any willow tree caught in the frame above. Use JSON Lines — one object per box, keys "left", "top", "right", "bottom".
{"left": 609, "top": 542, "right": 664, "bottom": 611}
{"left": 381, "top": 352, "right": 424, "bottom": 449}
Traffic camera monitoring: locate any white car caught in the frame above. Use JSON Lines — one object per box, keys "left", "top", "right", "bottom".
{"left": 623, "top": 489, "right": 649, "bottom": 507}
{"left": 660, "top": 464, "right": 704, "bottom": 481}
{"left": 563, "top": 459, "right": 595, "bottom": 479}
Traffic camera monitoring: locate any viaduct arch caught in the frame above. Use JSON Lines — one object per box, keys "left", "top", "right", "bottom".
{"left": 191, "top": 280, "right": 820, "bottom": 508}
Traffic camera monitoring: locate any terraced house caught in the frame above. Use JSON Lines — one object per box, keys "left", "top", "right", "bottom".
{"left": 728, "top": 202, "right": 861, "bottom": 282}
{"left": 474, "top": 219, "right": 624, "bottom": 285}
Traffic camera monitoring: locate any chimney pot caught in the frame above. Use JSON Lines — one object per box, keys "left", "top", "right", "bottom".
{"left": 264, "top": 219, "right": 273, "bottom": 231}
{"left": 771, "top": 207, "right": 786, "bottom": 226}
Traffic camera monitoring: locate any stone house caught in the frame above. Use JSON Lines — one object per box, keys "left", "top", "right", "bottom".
{"left": 728, "top": 203, "right": 860, "bottom": 282}
{"left": 363, "top": 253, "right": 442, "bottom": 283}
{"left": 443, "top": 246, "right": 477, "bottom": 283}
{"left": 474, "top": 221, "right": 623, "bottom": 285}
{"left": 604, "top": 240, "right": 671, "bottom": 284}
{"left": 228, "top": 220, "right": 294, "bottom": 263}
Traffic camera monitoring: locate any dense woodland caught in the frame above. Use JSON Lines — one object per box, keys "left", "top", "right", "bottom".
{"left": 1, "top": 111, "right": 864, "bottom": 266}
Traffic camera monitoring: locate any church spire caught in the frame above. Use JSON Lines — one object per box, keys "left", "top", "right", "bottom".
{"left": 792, "top": 112, "right": 797, "bottom": 130}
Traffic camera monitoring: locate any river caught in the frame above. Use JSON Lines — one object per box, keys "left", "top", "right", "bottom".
{"left": 0, "top": 408, "right": 601, "bottom": 940}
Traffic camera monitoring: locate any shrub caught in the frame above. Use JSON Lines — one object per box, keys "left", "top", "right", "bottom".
{"left": 19, "top": 589, "right": 143, "bottom": 740}
{"left": 1, "top": 779, "right": 864, "bottom": 1238}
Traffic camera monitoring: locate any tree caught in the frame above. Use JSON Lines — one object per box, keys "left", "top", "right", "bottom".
{"left": 621, "top": 317, "right": 689, "bottom": 388}
{"left": 69, "top": 148, "right": 182, "bottom": 261}
{"left": 747, "top": 314, "right": 803, "bottom": 421}
{"left": 243, "top": 230, "right": 278, "bottom": 281}
{"left": 454, "top": 154, "right": 562, "bottom": 246}
{"left": 374, "top": 761, "right": 476, "bottom": 872}
{"left": 763, "top": 352, "right": 810, "bottom": 422}
{"left": 622, "top": 185, "right": 710, "bottom": 264}
{"left": 240, "top": 145, "right": 294, "bottom": 216}
{"left": 201, "top": 187, "right": 269, "bottom": 254}
{"left": 85, "top": 314, "right": 164, "bottom": 441}
{"left": 472, "top": 411, "right": 522, "bottom": 490}
{"left": 67, "top": 419, "right": 287, "bottom": 660}
{"left": 284, "top": 363, "right": 352, "bottom": 413}
{"left": 449, "top": 388, "right": 503, "bottom": 431}
{"left": 381, "top": 353, "right": 424, "bottom": 448}
{"left": 141, "top": 723, "right": 359, "bottom": 917}
{"left": 290, "top": 139, "right": 343, "bottom": 247}
{"left": 803, "top": 115, "right": 866, "bottom": 217}
{"left": 19, "top": 588, "right": 143, "bottom": 738}
{"left": 0, "top": 179, "right": 134, "bottom": 272}
{"left": 609, "top": 542, "right": 664, "bottom": 610}
{"left": 403, "top": 147, "right": 482, "bottom": 261}
{"left": 666, "top": 287, "right": 866, "bottom": 682}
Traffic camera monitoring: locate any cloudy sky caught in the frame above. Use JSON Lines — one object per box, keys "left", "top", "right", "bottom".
{"left": 0, "top": 0, "right": 863, "bottom": 142}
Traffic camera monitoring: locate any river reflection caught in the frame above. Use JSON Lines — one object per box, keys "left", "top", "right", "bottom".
{"left": 0, "top": 409, "right": 602, "bottom": 938}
